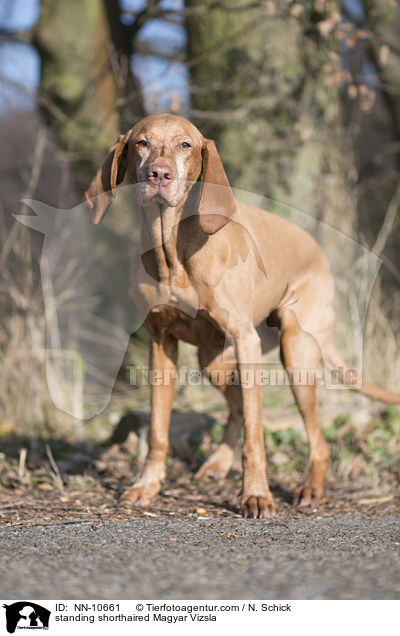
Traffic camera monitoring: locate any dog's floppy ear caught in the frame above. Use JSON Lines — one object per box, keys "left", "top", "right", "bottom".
{"left": 85, "top": 129, "right": 132, "bottom": 225}
{"left": 198, "top": 139, "right": 236, "bottom": 235}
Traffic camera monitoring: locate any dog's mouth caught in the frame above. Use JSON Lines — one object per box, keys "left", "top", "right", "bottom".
{"left": 138, "top": 180, "right": 181, "bottom": 207}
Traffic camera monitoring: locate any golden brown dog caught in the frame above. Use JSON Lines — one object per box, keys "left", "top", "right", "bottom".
{"left": 86, "top": 114, "right": 400, "bottom": 518}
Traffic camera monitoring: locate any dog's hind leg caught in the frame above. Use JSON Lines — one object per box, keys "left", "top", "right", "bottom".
{"left": 278, "top": 308, "right": 330, "bottom": 506}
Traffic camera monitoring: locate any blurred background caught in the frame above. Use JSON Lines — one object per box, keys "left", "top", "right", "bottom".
{"left": 0, "top": 0, "right": 399, "bottom": 504}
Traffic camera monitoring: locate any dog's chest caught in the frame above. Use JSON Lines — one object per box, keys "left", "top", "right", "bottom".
{"left": 134, "top": 231, "right": 208, "bottom": 316}
{"left": 134, "top": 254, "right": 199, "bottom": 313}
{"left": 136, "top": 273, "right": 224, "bottom": 348}
{"left": 147, "top": 304, "right": 225, "bottom": 349}
{"left": 134, "top": 222, "right": 225, "bottom": 347}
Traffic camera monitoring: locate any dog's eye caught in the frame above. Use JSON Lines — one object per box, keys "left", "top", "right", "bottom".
{"left": 137, "top": 140, "right": 148, "bottom": 147}
{"left": 181, "top": 142, "right": 192, "bottom": 148}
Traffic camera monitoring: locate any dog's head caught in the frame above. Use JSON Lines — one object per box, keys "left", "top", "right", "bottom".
{"left": 85, "top": 114, "right": 236, "bottom": 234}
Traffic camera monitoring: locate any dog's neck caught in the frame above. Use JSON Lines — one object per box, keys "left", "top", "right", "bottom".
{"left": 139, "top": 199, "right": 187, "bottom": 286}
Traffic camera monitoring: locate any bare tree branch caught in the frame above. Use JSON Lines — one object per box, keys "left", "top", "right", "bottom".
{"left": 372, "top": 182, "right": 400, "bottom": 256}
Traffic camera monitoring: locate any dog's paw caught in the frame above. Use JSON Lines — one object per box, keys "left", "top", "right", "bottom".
{"left": 240, "top": 493, "right": 276, "bottom": 519}
{"left": 293, "top": 484, "right": 324, "bottom": 507}
{"left": 121, "top": 481, "right": 160, "bottom": 506}
{"left": 195, "top": 444, "right": 234, "bottom": 481}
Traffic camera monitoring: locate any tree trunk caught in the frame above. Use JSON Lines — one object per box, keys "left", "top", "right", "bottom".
{"left": 185, "top": 2, "right": 357, "bottom": 235}
{"left": 33, "top": 0, "right": 144, "bottom": 192}
{"left": 362, "top": 0, "right": 400, "bottom": 139}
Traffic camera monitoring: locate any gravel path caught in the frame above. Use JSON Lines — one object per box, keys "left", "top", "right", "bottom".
{"left": 1, "top": 515, "right": 399, "bottom": 599}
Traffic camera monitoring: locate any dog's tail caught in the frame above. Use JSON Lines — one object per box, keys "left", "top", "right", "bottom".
{"left": 323, "top": 341, "right": 400, "bottom": 405}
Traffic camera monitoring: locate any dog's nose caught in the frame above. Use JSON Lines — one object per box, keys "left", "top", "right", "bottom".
{"left": 147, "top": 161, "right": 173, "bottom": 185}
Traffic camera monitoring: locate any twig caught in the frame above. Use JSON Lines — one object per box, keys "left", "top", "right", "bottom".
{"left": 45, "top": 443, "right": 65, "bottom": 493}
{"left": 0, "top": 501, "right": 27, "bottom": 511}
{"left": 379, "top": 253, "right": 400, "bottom": 285}
{"left": 0, "top": 127, "right": 46, "bottom": 270}
{"left": 372, "top": 182, "right": 400, "bottom": 256}
{"left": 18, "top": 448, "right": 27, "bottom": 480}
{"left": 3, "top": 518, "right": 103, "bottom": 529}
{"left": 358, "top": 495, "right": 394, "bottom": 505}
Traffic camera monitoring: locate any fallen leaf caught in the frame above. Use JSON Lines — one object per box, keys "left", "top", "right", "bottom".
{"left": 37, "top": 483, "right": 54, "bottom": 491}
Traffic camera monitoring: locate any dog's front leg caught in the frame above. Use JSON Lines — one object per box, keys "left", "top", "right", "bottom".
{"left": 122, "top": 333, "right": 177, "bottom": 506}
{"left": 235, "top": 330, "right": 275, "bottom": 518}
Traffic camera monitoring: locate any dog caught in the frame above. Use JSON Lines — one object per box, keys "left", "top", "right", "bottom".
{"left": 86, "top": 114, "right": 400, "bottom": 518}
